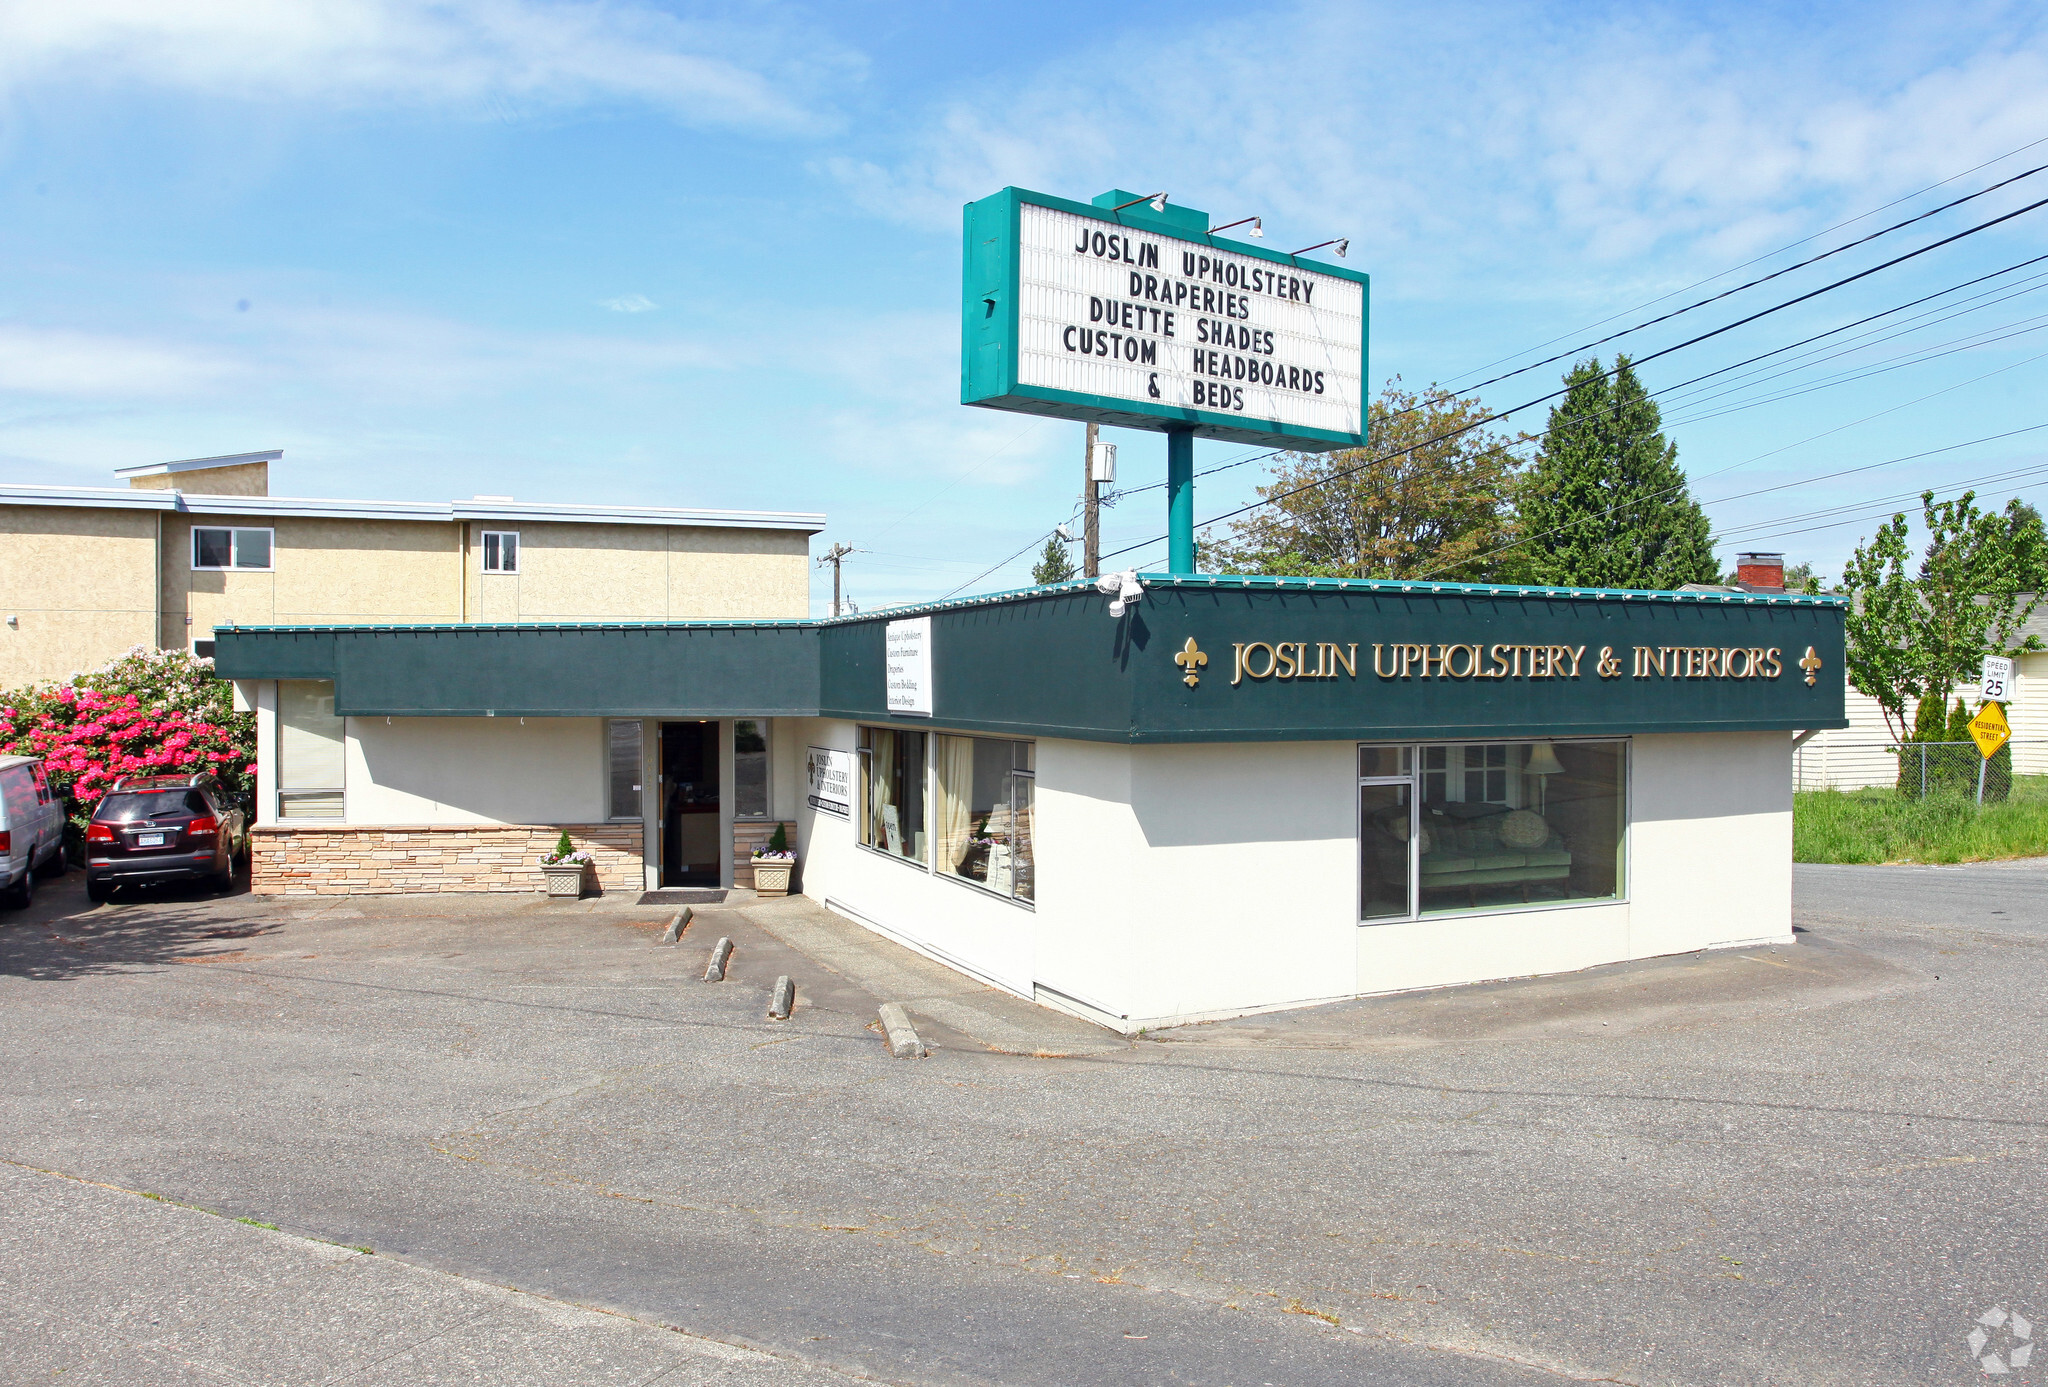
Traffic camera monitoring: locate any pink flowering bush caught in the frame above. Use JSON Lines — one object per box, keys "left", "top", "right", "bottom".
{"left": 0, "top": 646, "right": 255, "bottom": 851}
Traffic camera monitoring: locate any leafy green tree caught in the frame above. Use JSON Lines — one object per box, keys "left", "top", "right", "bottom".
{"left": 1842, "top": 489, "right": 2048, "bottom": 744}
{"left": 1030, "top": 534, "right": 1076, "bottom": 586}
{"left": 1515, "top": 355, "right": 1717, "bottom": 589}
{"left": 1206, "top": 379, "right": 1530, "bottom": 580}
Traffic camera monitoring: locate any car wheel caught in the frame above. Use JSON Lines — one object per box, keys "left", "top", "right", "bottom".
{"left": 4, "top": 865, "right": 34, "bottom": 910}
{"left": 86, "top": 877, "right": 112, "bottom": 905}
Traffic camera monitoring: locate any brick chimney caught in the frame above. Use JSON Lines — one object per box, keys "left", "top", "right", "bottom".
{"left": 1735, "top": 552, "right": 1785, "bottom": 593}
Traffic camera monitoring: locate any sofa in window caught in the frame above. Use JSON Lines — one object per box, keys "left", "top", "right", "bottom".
{"left": 1365, "top": 802, "right": 1572, "bottom": 907}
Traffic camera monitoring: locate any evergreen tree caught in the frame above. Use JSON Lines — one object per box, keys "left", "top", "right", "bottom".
{"left": 1515, "top": 355, "right": 1718, "bottom": 589}
{"left": 1030, "top": 534, "right": 1076, "bottom": 585}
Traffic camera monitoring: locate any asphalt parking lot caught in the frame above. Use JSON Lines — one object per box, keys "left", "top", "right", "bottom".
{"left": 2, "top": 863, "right": 2043, "bottom": 1386}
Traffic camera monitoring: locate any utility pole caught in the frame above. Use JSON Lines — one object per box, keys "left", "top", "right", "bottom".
{"left": 1083, "top": 421, "right": 1100, "bottom": 578}
{"left": 817, "top": 542, "right": 854, "bottom": 617}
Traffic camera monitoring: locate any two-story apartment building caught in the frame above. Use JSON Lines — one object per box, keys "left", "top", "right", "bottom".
{"left": 0, "top": 451, "right": 821, "bottom": 685}
{"left": 1, "top": 450, "right": 824, "bottom": 893}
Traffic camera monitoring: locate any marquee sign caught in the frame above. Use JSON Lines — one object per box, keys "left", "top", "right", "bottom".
{"left": 962, "top": 187, "right": 1370, "bottom": 450}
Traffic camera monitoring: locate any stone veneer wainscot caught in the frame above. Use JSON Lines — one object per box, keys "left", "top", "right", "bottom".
{"left": 251, "top": 823, "right": 643, "bottom": 896}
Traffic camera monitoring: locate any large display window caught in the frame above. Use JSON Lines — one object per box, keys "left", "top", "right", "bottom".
{"left": 858, "top": 726, "right": 928, "bottom": 864}
{"left": 1360, "top": 739, "right": 1626, "bottom": 920}
{"left": 933, "top": 734, "right": 1034, "bottom": 902}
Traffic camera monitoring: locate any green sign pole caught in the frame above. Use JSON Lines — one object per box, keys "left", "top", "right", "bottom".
{"left": 1167, "top": 429, "right": 1195, "bottom": 574}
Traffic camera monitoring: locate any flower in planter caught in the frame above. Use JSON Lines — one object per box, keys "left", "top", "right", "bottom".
{"left": 538, "top": 831, "right": 594, "bottom": 867}
{"left": 751, "top": 849, "right": 796, "bottom": 861}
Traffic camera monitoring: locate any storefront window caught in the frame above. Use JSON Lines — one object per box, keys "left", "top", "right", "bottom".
{"left": 858, "top": 726, "right": 927, "bottom": 864}
{"left": 933, "top": 734, "right": 1034, "bottom": 902}
{"left": 1359, "top": 739, "right": 1626, "bottom": 920}
{"left": 278, "top": 680, "right": 344, "bottom": 819}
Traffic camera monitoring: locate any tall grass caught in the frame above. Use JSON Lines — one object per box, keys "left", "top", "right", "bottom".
{"left": 1794, "top": 774, "right": 2048, "bottom": 863}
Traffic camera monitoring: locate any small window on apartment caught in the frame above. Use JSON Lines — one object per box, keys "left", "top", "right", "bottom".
{"left": 192, "top": 526, "right": 273, "bottom": 571}
{"left": 191, "top": 639, "right": 217, "bottom": 660}
{"left": 607, "top": 719, "right": 644, "bottom": 822}
{"left": 481, "top": 531, "right": 520, "bottom": 573}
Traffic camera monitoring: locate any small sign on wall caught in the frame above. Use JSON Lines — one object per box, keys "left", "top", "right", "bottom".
{"left": 805, "top": 746, "right": 854, "bottom": 820}
{"left": 886, "top": 617, "right": 933, "bottom": 716}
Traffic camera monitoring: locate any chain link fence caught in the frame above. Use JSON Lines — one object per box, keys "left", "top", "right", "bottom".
{"left": 1795, "top": 738, "right": 2047, "bottom": 799}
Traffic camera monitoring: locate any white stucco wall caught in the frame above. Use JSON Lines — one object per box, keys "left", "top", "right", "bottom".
{"left": 793, "top": 722, "right": 1795, "bottom": 1032}
{"left": 342, "top": 715, "right": 606, "bottom": 824}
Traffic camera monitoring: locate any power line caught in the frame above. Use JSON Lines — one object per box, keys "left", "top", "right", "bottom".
{"left": 1417, "top": 352, "right": 2048, "bottom": 580}
{"left": 1091, "top": 199, "right": 2048, "bottom": 570}
{"left": 1436, "top": 160, "right": 2048, "bottom": 401}
{"left": 1441, "top": 132, "right": 2048, "bottom": 388}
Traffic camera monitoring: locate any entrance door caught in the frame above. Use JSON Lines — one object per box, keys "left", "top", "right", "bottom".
{"left": 660, "top": 720, "right": 721, "bottom": 887}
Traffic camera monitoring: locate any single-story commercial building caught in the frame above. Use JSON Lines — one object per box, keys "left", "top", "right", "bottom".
{"left": 214, "top": 572, "right": 1846, "bottom": 1031}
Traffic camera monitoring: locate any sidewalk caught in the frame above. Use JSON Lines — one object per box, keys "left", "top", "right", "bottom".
{"left": 731, "top": 895, "right": 1128, "bottom": 1058}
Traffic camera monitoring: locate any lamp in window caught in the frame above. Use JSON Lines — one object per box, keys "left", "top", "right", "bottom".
{"left": 1524, "top": 741, "right": 1564, "bottom": 812}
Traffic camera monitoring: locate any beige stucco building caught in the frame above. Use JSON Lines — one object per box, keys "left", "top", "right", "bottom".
{"left": 0, "top": 450, "right": 824, "bottom": 690}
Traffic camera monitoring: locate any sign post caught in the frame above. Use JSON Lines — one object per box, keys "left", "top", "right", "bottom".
{"left": 1967, "top": 701, "right": 2011, "bottom": 805}
{"left": 962, "top": 187, "right": 1369, "bottom": 576}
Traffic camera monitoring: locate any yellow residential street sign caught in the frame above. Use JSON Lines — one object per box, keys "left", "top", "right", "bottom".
{"left": 1969, "top": 701, "right": 2011, "bottom": 760}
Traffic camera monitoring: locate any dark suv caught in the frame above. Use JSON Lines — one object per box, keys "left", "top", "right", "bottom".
{"left": 85, "top": 774, "right": 249, "bottom": 903}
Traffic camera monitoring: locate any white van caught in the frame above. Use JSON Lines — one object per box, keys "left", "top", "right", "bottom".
{"left": 1, "top": 755, "right": 66, "bottom": 909}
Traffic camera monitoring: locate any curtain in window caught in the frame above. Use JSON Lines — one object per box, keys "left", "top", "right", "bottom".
{"left": 933, "top": 734, "right": 976, "bottom": 876}
{"left": 862, "top": 729, "right": 898, "bottom": 852}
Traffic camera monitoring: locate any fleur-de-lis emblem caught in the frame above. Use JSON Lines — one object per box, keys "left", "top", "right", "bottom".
{"left": 1799, "top": 647, "right": 1823, "bottom": 686}
{"left": 1174, "top": 637, "right": 1208, "bottom": 687}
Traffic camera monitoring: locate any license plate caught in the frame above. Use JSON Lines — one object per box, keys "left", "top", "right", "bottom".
{"left": 136, "top": 832, "right": 165, "bottom": 847}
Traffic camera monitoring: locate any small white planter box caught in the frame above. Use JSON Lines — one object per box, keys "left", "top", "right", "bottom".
{"left": 752, "top": 859, "right": 793, "bottom": 897}
{"left": 541, "top": 863, "right": 589, "bottom": 900}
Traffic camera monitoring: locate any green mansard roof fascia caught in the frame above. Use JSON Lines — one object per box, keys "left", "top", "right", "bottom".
{"left": 213, "top": 576, "right": 1847, "bottom": 741}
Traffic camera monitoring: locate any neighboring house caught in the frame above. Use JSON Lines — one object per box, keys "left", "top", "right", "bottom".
{"left": 0, "top": 450, "right": 824, "bottom": 689}
{"left": 1683, "top": 553, "right": 2048, "bottom": 789}
{"left": 1793, "top": 608, "right": 2048, "bottom": 790}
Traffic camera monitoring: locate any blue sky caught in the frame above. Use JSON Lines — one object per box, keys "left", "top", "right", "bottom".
{"left": 4, "top": 0, "right": 2048, "bottom": 612}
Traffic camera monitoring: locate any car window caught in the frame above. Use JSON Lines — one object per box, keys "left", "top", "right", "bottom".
{"left": 97, "top": 790, "right": 210, "bottom": 821}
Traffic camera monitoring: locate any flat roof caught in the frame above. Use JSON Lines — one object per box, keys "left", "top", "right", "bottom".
{"left": 0, "top": 484, "right": 825, "bottom": 532}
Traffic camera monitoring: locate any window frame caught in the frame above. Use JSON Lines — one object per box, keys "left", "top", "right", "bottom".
{"left": 1357, "top": 736, "right": 1630, "bottom": 925}
{"left": 480, "top": 530, "right": 521, "bottom": 574}
{"left": 605, "top": 718, "right": 645, "bottom": 823}
{"left": 276, "top": 679, "right": 345, "bottom": 822}
{"left": 855, "top": 725, "right": 930, "bottom": 869}
{"left": 930, "top": 732, "right": 1036, "bottom": 907}
{"left": 190, "top": 526, "right": 275, "bottom": 572}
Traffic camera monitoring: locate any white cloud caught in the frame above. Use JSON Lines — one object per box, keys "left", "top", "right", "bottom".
{"left": 600, "top": 294, "right": 657, "bottom": 313}
{"left": 0, "top": 0, "right": 854, "bottom": 133}
{"left": 826, "top": 1, "right": 2048, "bottom": 287}
{"left": 0, "top": 325, "right": 240, "bottom": 398}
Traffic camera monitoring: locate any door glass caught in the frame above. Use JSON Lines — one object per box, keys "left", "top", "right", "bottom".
{"left": 1359, "top": 782, "right": 1412, "bottom": 921}
{"left": 733, "top": 719, "right": 769, "bottom": 818}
